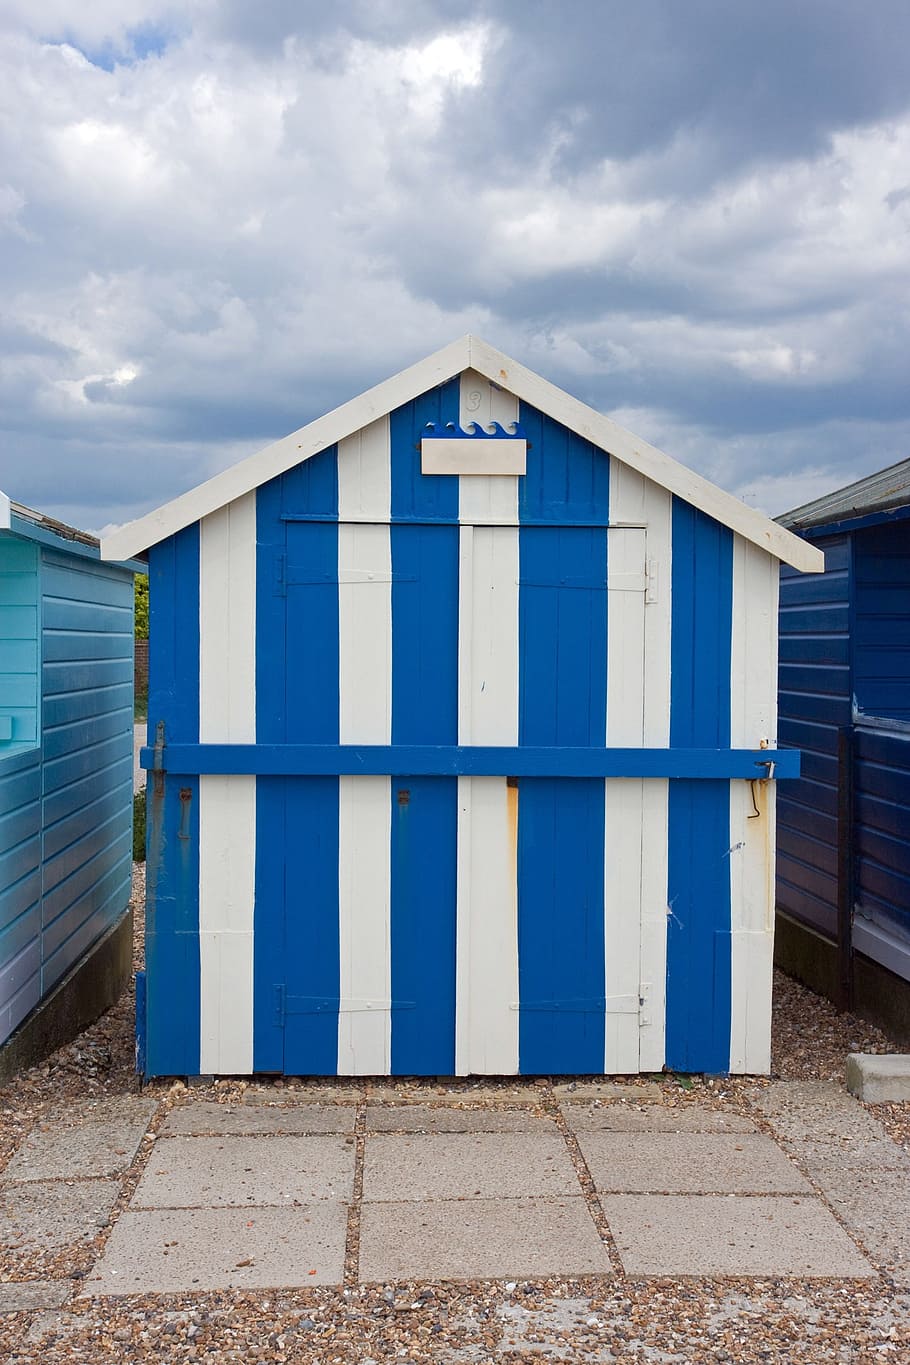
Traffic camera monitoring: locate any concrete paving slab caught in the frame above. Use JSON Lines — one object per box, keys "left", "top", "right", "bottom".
{"left": 359, "top": 1197, "right": 610, "bottom": 1282}
{"left": 761, "top": 1105, "right": 888, "bottom": 1145}
{"left": 562, "top": 1103, "right": 756, "bottom": 1133}
{"left": 131, "top": 1135, "right": 354, "bottom": 1208}
{"left": 161, "top": 1102, "right": 355, "bottom": 1136}
{"left": 0, "top": 1281, "right": 71, "bottom": 1313}
{"left": 365, "top": 1105, "right": 554, "bottom": 1133}
{"left": 552, "top": 1081, "right": 663, "bottom": 1101}
{"left": 0, "top": 1179, "right": 119, "bottom": 1250}
{"left": 91, "top": 1204, "right": 347, "bottom": 1292}
{"left": 847, "top": 1053, "right": 910, "bottom": 1103}
{"left": 601, "top": 1194, "right": 875, "bottom": 1277}
{"left": 822, "top": 1171, "right": 910, "bottom": 1263}
{"left": 794, "top": 1136, "right": 909, "bottom": 1178}
{"left": 363, "top": 1133, "right": 579, "bottom": 1201}
{"left": 747, "top": 1080, "right": 854, "bottom": 1113}
{"left": 3, "top": 1096, "right": 157, "bottom": 1182}
{"left": 368, "top": 1083, "right": 543, "bottom": 1105}
{"left": 577, "top": 1131, "right": 811, "bottom": 1194}
{"left": 242, "top": 1084, "right": 362, "bottom": 1105}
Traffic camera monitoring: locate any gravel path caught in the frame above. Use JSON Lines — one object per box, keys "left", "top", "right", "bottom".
{"left": 0, "top": 863, "right": 907, "bottom": 1363}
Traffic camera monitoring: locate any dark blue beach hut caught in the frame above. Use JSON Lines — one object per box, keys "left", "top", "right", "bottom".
{"left": 777, "top": 459, "right": 910, "bottom": 1042}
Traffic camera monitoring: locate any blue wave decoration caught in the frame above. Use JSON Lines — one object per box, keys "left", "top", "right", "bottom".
{"left": 421, "top": 420, "right": 526, "bottom": 440}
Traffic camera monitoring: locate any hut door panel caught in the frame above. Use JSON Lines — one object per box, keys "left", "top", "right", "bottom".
{"left": 273, "top": 517, "right": 652, "bottom": 1076}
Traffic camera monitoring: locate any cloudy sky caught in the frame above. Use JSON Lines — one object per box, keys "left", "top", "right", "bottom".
{"left": 1, "top": 1, "right": 909, "bottom": 533}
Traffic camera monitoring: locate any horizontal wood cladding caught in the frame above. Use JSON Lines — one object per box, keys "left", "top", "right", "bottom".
{"left": 777, "top": 533, "right": 852, "bottom": 940}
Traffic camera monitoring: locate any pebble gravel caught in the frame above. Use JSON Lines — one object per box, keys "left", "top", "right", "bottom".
{"left": 0, "top": 862, "right": 907, "bottom": 1362}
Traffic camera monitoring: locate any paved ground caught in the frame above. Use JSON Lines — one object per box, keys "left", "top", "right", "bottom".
{"left": 1, "top": 1079, "right": 903, "bottom": 1300}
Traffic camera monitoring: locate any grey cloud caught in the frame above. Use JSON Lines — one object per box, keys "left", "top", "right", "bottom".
{"left": 1, "top": 3, "right": 909, "bottom": 530}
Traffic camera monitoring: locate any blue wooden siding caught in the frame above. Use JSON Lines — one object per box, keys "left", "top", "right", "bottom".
{"left": 145, "top": 528, "right": 200, "bottom": 1076}
{"left": 39, "top": 549, "right": 134, "bottom": 996}
{"left": 0, "top": 537, "right": 134, "bottom": 1046}
{"left": 853, "top": 523, "right": 910, "bottom": 722}
{"left": 777, "top": 533, "right": 852, "bottom": 939}
{"left": 0, "top": 536, "right": 39, "bottom": 751}
{"left": 853, "top": 725, "right": 910, "bottom": 967}
{"left": 666, "top": 500, "right": 733, "bottom": 1074}
{"left": 0, "top": 754, "right": 42, "bottom": 1040}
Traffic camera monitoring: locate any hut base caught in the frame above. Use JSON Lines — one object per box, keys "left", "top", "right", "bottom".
{"left": 0, "top": 910, "right": 133, "bottom": 1082}
{"left": 775, "top": 910, "right": 910, "bottom": 1050}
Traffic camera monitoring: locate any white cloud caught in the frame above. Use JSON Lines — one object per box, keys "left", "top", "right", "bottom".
{"left": 0, "top": 5, "right": 908, "bottom": 530}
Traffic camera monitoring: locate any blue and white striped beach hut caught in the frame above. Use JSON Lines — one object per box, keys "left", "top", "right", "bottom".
{"left": 103, "top": 337, "right": 822, "bottom": 1079}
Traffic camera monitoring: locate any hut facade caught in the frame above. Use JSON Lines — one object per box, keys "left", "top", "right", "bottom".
{"left": 0, "top": 494, "right": 137, "bottom": 1071}
{"left": 777, "top": 460, "right": 910, "bottom": 1043}
{"left": 104, "top": 337, "right": 822, "bottom": 1078}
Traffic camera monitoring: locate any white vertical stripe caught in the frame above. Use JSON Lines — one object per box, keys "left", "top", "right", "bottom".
{"left": 458, "top": 369, "right": 520, "bottom": 525}
{"left": 337, "top": 774, "right": 391, "bottom": 1074}
{"left": 338, "top": 524, "right": 392, "bottom": 743}
{"left": 198, "top": 491, "right": 257, "bottom": 1075}
{"left": 337, "top": 417, "right": 392, "bottom": 1074}
{"left": 337, "top": 415, "right": 390, "bottom": 522}
{"left": 455, "top": 510, "right": 520, "bottom": 1074}
{"left": 729, "top": 536, "right": 779, "bottom": 1073}
{"left": 605, "top": 464, "right": 672, "bottom": 1074}
{"left": 639, "top": 474, "right": 671, "bottom": 1074}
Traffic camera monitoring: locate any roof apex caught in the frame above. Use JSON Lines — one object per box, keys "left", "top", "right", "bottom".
{"left": 102, "top": 335, "right": 822, "bottom": 572}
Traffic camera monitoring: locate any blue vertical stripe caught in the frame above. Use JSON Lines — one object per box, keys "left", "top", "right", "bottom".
{"left": 390, "top": 522, "right": 459, "bottom": 1073}
{"left": 390, "top": 378, "right": 460, "bottom": 522}
{"left": 145, "top": 526, "right": 200, "bottom": 1077}
{"left": 666, "top": 498, "right": 734, "bottom": 1073}
{"left": 517, "top": 519, "right": 608, "bottom": 1074}
{"left": 519, "top": 402, "right": 612, "bottom": 524}
{"left": 255, "top": 451, "right": 341, "bottom": 1075}
{"left": 253, "top": 474, "right": 286, "bottom": 1071}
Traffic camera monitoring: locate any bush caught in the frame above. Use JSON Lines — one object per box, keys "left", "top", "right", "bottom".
{"left": 133, "top": 788, "right": 146, "bottom": 863}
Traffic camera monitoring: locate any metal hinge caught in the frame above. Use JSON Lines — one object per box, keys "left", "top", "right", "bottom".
{"left": 645, "top": 559, "right": 659, "bottom": 604}
{"left": 606, "top": 559, "right": 659, "bottom": 601}
{"left": 639, "top": 982, "right": 652, "bottom": 1028}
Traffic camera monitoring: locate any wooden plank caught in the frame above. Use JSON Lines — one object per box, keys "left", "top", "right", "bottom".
{"left": 337, "top": 774, "right": 391, "bottom": 1075}
{"left": 422, "top": 437, "right": 526, "bottom": 476}
{"left": 455, "top": 464, "right": 520, "bottom": 1073}
{"left": 198, "top": 492, "right": 257, "bottom": 1074}
{"left": 604, "top": 462, "right": 648, "bottom": 1073}
{"left": 338, "top": 416, "right": 392, "bottom": 1074}
{"left": 458, "top": 370, "right": 520, "bottom": 525}
{"left": 729, "top": 535, "right": 778, "bottom": 1073}
{"left": 144, "top": 741, "right": 800, "bottom": 779}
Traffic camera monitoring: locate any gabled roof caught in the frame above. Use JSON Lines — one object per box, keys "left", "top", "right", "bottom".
{"left": 778, "top": 456, "right": 910, "bottom": 532}
{"left": 102, "top": 335, "right": 822, "bottom": 572}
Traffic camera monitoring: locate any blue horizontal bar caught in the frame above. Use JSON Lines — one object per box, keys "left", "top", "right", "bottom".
{"left": 141, "top": 744, "right": 800, "bottom": 780}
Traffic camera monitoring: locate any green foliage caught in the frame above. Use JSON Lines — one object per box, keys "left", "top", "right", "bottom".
{"left": 134, "top": 681, "right": 148, "bottom": 722}
{"left": 133, "top": 788, "right": 146, "bottom": 863}
{"left": 135, "top": 573, "right": 149, "bottom": 639}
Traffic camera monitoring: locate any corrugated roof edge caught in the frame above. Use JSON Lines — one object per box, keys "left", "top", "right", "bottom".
{"left": 100, "top": 335, "right": 823, "bottom": 573}
{"left": 777, "top": 456, "right": 910, "bottom": 531}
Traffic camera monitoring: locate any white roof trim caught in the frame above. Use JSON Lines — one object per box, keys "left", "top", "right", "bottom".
{"left": 102, "top": 335, "right": 823, "bottom": 572}
{"left": 0, "top": 490, "right": 9, "bottom": 531}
